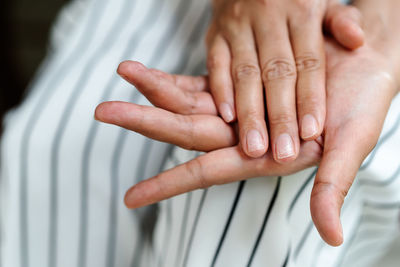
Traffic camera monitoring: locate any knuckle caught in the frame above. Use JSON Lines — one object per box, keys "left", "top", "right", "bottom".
{"left": 234, "top": 63, "right": 260, "bottom": 82}
{"left": 294, "top": 0, "right": 321, "bottom": 18}
{"left": 295, "top": 53, "right": 322, "bottom": 73}
{"left": 311, "top": 180, "right": 350, "bottom": 206}
{"left": 262, "top": 58, "right": 296, "bottom": 82}
{"left": 180, "top": 115, "right": 196, "bottom": 150}
{"left": 268, "top": 113, "right": 297, "bottom": 126}
{"left": 186, "top": 157, "right": 209, "bottom": 189}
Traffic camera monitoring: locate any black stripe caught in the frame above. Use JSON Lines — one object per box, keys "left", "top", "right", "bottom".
{"left": 77, "top": 1, "right": 165, "bottom": 267}
{"left": 48, "top": 1, "right": 137, "bottom": 266}
{"left": 181, "top": 189, "right": 208, "bottom": 267}
{"left": 110, "top": 2, "right": 211, "bottom": 265}
{"left": 344, "top": 221, "right": 399, "bottom": 265}
{"left": 310, "top": 242, "right": 324, "bottom": 267}
{"left": 293, "top": 222, "right": 313, "bottom": 260}
{"left": 287, "top": 169, "right": 317, "bottom": 219}
{"left": 247, "top": 177, "right": 281, "bottom": 267}
{"left": 282, "top": 245, "right": 291, "bottom": 267}
{"left": 155, "top": 147, "right": 176, "bottom": 267}
{"left": 360, "top": 112, "right": 400, "bottom": 171}
{"left": 360, "top": 162, "right": 400, "bottom": 186}
{"left": 158, "top": 198, "right": 173, "bottom": 267}
{"left": 334, "top": 214, "right": 364, "bottom": 267}
{"left": 105, "top": 130, "right": 129, "bottom": 267}
{"left": 336, "top": 201, "right": 400, "bottom": 267}
{"left": 211, "top": 181, "right": 246, "bottom": 267}
{"left": 18, "top": 1, "right": 107, "bottom": 266}
{"left": 173, "top": 192, "right": 192, "bottom": 267}
{"left": 364, "top": 201, "right": 400, "bottom": 209}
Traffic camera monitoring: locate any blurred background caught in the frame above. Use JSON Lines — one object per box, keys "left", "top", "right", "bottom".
{"left": 1, "top": 0, "right": 68, "bottom": 121}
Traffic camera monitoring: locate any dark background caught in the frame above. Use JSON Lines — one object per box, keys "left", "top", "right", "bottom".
{"left": 0, "top": 0, "right": 68, "bottom": 120}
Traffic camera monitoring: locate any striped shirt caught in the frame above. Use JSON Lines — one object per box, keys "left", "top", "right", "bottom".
{"left": 1, "top": 0, "right": 399, "bottom": 266}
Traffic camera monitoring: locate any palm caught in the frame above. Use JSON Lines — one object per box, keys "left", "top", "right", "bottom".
{"left": 310, "top": 39, "right": 397, "bottom": 245}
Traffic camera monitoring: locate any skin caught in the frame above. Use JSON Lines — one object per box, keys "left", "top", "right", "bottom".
{"left": 206, "top": 0, "right": 364, "bottom": 162}
{"left": 95, "top": 0, "right": 400, "bottom": 247}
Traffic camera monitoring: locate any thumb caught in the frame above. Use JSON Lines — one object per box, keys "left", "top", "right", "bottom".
{"left": 324, "top": 2, "right": 364, "bottom": 50}
{"left": 310, "top": 125, "right": 373, "bottom": 246}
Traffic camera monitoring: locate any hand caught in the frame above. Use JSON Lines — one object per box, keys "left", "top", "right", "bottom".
{"left": 310, "top": 38, "right": 398, "bottom": 246}
{"left": 95, "top": 3, "right": 400, "bottom": 247}
{"left": 95, "top": 60, "right": 322, "bottom": 206}
{"left": 95, "top": 41, "right": 397, "bottom": 247}
{"left": 206, "top": 0, "right": 364, "bottom": 162}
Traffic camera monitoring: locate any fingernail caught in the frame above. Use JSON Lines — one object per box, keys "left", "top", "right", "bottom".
{"left": 246, "top": 129, "right": 265, "bottom": 153}
{"left": 276, "top": 133, "right": 295, "bottom": 159}
{"left": 219, "top": 102, "right": 235, "bottom": 122}
{"left": 301, "top": 114, "right": 319, "bottom": 139}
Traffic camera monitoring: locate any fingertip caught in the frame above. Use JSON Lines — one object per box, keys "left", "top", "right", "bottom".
{"left": 124, "top": 184, "right": 149, "bottom": 209}
{"left": 300, "top": 114, "right": 321, "bottom": 141}
{"left": 274, "top": 133, "right": 298, "bottom": 163}
{"left": 117, "top": 60, "right": 146, "bottom": 78}
{"left": 332, "top": 17, "right": 365, "bottom": 50}
{"left": 94, "top": 102, "right": 110, "bottom": 122}
{"left": 124, "top": 187, "right": 134, "bottom": 208}
{"left": 310, "top": 182, "right": 344, "bottom": 247}
{"left": 243, "top": 129, "right": 268, "bottom": 158}
{"left": 219, "top": 102, "right": 236, "bottom": 123}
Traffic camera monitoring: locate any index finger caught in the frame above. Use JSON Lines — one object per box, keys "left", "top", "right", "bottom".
{"left": 124, "top": 141, "right": 322, "bottom": 209}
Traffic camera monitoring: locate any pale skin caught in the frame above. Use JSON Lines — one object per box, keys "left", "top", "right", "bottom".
{"left": 95, "top": 0, "right": 400, "bottom": 247}
{"left": 206, "top": 0, "right": 364, "bottom": 162}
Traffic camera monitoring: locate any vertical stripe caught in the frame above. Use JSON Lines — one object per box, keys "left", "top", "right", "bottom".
{"left": 173, "top": 192, "right": 192, "bottom": 267}
{"left": 109, "top": 2, "right": 210, "bottom": 265}
{"left": 293, "top": 222, "right": 313, "bottom": 260}
{"left": 105, "top": 130, "right": 129, "bottom": 267}
{"left": 282, "top": 246, "right": 290, "bottom": 267}
{"left": 158, "top": 198, "right": 173, "bottom": 267}
{"left": 287, "top": 169, "right": 317, "bottom": 219}
{"left": 334, "top": 215, "right": 363, "bottom": 267}
{"left": 77, "top": 1, "right": 164, "bottom": 267}
{"left": 181, "top": 189, "right": 208, "bottom": 267}
{"left": 360, "top": 113, "right": 400, "bottom": 171}
{"left": 211, "top": 181, "right": 246, "bottom": 267}
{"left": 247, "top": 177, "right": 282, "bottom": 267}
{"left": 47, "top": 1, "right": 137, "bottom": 266}
{"left": 18, "top": 1, "right": 107, "bottom": 267}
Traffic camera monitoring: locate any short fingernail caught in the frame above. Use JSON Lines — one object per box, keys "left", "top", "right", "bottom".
{"left": 219, "top": 102, "right": 234, "bottom": 122}
{"left": 276, "top": 133, "right": 295, "bottom": 159}
{"left": 246, "top": 129, "right": 265, "bottom": 153}
{"left": 301, "top": 114, "right": 319, "bottom": 139}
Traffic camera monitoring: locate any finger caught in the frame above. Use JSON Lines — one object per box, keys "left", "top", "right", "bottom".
{"left": 311, "top": 123, "right": 375, "bottom": 246}
{"left": 117, "top": 61, "right": 217, "bottom": 115}
{"left": 95, "top": 101, "right": 236, "bottom": 151}
{"left": 289, "top": 17, "right": 326, "bottom": 141}
{"left": 254, "top": 17, "right": 299, "bottom": 163}
{"left": 324, "top": 3, "right": 364, "bottom": 50}
{"left": 207, "top": 34, "right": 236, "bottom": 123}
{"left": 149, "top": 68, "right": 209, "bottom": 92}
{"left": 125, "top": 141, "right": 322, "bottom": 209}
{"left": 227, "top": 24, "right": 268, "bottom": 158}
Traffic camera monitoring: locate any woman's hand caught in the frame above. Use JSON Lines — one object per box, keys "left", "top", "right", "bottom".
{"left": 95, "top": 60, "right": 323, "bottom": 206}
{"left": 207, "top": 0, "right": 364, "bottom": 162}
